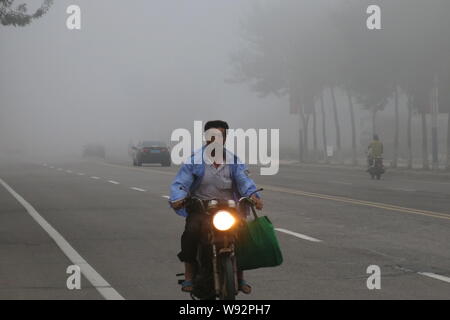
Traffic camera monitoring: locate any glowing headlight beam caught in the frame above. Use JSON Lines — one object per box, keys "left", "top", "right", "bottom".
{"left": 213, "top": 211, "right": 236, "bottom": 231}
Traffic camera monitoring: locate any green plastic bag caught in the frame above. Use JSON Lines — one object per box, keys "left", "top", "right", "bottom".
{"left": 236, "top": 213, "right": 283, "bottom": 271}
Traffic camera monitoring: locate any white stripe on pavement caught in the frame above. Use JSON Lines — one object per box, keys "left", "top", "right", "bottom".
{"left": 108, "top": 180, "right": 120, "bottom": 185}
{"left": 77, "top": 173, "right": 85, "bottom": 176}
{"left": 161, "top": 195, "right": 170, "bottom": 199}
{"left": 329, "top": 181, "right": 352, "bottom": 186}
{"left": 0, "top": 178, "right": 124, "bottom": 300}
{"left": 418, "top": 272, "right": 450, "bottom": 284}
{"left": 275, "top": 228, "right": 322, "bottom": 243}
{"left": 388, "top": 187, "right": 417, "bottom": 192}
{"left": 57, "top": 168, "right": 63, "bottom": 171}
{"left": 49, "top": 166, "right": 54, "bottom": 169}
{"left": 90, "top": 176, "right": 100, "bottom": 180}
{"left": 66, "top": 170, "right": 73, "bottom": 173}
{"left": 131, "top": 187, "right": 146, "bottom": 192}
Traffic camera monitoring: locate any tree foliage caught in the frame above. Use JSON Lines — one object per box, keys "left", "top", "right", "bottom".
{"left": 0, "top": 0, "right": 53, "bottom": 27}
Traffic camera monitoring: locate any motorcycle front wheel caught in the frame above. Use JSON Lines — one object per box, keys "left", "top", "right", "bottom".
{"left": 219, "top": 255, "right": 236, "bottom": 300}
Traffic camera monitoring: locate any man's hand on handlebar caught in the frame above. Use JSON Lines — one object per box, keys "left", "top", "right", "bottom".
{"left": 250, "top": 195, "right": 263, "bottom": 210}
{"left": 170, "top": 199, "right": 185, "bottom": 210}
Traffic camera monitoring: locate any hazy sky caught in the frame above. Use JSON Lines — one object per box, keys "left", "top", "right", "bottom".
{"left": 1, "top": 0, "right": 298, "bottom": 157}
{"left": 2, "top": 0, "right": 443, "bottom": 160}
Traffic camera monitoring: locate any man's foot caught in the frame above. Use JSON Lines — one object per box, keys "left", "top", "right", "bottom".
{"left": 181, "top": 280, "right": 193, "bottom": 292}
{"left": 238, "top": 279, "right": 252, "bottom": 294}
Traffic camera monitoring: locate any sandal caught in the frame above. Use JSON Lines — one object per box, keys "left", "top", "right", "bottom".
{"left": 238, "top": 279, "right": 252, "bottom": 294}
{"left": 181, "top": 280, "right": 194, "bottom": 292}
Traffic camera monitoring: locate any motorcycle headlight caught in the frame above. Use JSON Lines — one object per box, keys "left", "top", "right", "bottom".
{"left": 213, "top": 211, "right": 236, "bottom": 231}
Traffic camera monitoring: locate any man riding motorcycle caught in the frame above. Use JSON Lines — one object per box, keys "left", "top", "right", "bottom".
{"left": 169, "top": 120, "right": 263, "bottom": 294}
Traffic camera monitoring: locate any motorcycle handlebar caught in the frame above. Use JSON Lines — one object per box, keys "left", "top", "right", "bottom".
{"left": 175, "top": 186, "right": 263, "bottom": 216}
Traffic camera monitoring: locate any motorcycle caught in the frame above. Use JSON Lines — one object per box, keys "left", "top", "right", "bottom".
{"left": 177, "top": 189, "right": 262, "bottom": 300}
{"left": 367, "top": 156, "right": 385, "bottom": 180}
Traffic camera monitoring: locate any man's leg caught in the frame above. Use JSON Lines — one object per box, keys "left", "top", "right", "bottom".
{"left": 237, "top": 270, "right": 252, "bottom": 294}
{"left": 184, "top": 262, "right": 195, "bottom": 282}
{"left": 178, "top": 212, "right": 203, "bottom": 291}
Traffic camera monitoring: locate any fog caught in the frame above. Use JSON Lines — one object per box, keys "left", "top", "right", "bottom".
{"left": 0, "top": 1, "right": 288, "bottom": 159}
{"left": 1, "top": 0, "right": 450, "bottom": 168}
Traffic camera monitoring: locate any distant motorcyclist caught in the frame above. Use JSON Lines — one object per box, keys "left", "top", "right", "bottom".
{"left": 367, "top": 134, "right": 383, "bottom": 167}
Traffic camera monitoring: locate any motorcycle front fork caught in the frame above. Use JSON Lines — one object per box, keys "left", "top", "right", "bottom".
{"left": 212, "top": 243, "right": 238, "bottom": 297}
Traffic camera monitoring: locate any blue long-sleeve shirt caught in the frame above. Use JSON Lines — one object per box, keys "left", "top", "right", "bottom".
{"left": 169, "top": 148, "right": 260, "bottom": 217}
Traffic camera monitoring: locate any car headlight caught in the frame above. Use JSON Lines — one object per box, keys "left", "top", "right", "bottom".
{"left": 213, "top": 211, "right": 236, "bottom": 231}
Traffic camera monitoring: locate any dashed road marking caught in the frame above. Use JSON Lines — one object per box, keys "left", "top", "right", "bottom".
{"left": 329, "top": 181, "right": 352, "bottom": 186}
{"left": 388, "top": 187, "right": 417, "bottom": 192}
{"left": 418, "top": 272, "right": 450, "bottom": 284}
{"left": 130, "top": 187, "right": 146, "bottom": 192}
{"left": 275, "top": 228, "right": 322, "bottom": 243}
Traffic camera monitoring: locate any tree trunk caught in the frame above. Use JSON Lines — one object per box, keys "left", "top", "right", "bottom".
{"left": 298, "top": 111, "right": 304, "bottom": 163}
{"left": 346, "top": 89, "right": 357, "bottom": 166}
{"left": 392, "top": 86, "right": 399, "bottom": 168}
{"left": 372, "top": 110, "right": 377, "bottom": 137}
{"left": 312, "top": 101, "right": 318, "bottom": 161}
{"left": 421, "top": 112, "right": 430, "bottom": 170}
{"left": 291, "top": 92, "right": 304, "bottom": 163}
{"left": 320, "top": 91, "right": 328, "bottom": 163}
{"left": 447, "top": 113, "right": 450, "bottom": 170}
{"left": 302, "top": 113, "right": 310, "bottom": 162}
{"left": 407, "top": 96, "right": 413, "bottom": 169}
{"left": 329, "top": 86, "right": 341, "bottom": 159}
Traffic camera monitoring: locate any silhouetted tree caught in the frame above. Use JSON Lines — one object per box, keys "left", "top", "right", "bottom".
{"left": 0, "top": 0, "right": 53, "bottom": 27}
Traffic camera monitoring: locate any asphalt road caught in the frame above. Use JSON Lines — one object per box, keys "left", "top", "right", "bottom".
{"left": 0, "top": 155, "right": 449, "bottom": 300}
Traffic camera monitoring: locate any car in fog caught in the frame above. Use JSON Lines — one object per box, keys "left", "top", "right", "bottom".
{"left": 131, "top": 141, "right": 171, "bottom": 167}
{"left": 82, "top": 144, "right": 106, "bottom": 159}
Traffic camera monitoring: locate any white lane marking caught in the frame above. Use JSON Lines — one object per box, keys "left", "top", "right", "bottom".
{"left": 161, "top": 195, "right": 170, "bottom": 199}
{"left": 275, "top": 228, "right": 322, "bottom": 243}
{"left": 77, "top": 173, "right": 85, "bottom": 176}
{"left": 57, "top": 168, "right": 63, "bottom": 171}
{"left": 418, "top": 272, "right": 450, "bottom": 284}
{"left": 0, "top": 178, "right": 124, "bottom": 300}
{"left": 98, "top": 162, "right": 174, "bottom": 176}
{"left": 329, "top": 181, "right": 352, "bottom": 185}
{"left": 131, "top": 187, "right": 146, "bottom": 192}
{"left": 90, "top": 176, "right": 100, "bottom": 180}
{"left": 66, "top": 170, "right": 73, "bottom": 174}
{"left": 49, "top": 166, "right": 55, "bottom": 169}
{"left": 388, "top": 187, "right": 417, "bottom": 192}
{"left": 108, "top": 180, "right": 120, "bottom": 185}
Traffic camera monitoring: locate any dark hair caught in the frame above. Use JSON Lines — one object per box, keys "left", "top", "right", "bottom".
{"left": 204, "top": 120, "right": 229, "bottom": 132}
